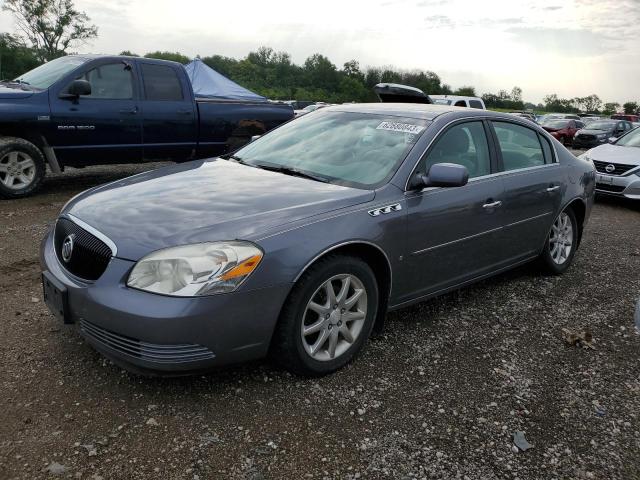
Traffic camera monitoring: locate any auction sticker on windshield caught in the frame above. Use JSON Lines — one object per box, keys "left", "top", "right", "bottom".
{"left": 377, "top": 121, "right": 425, "bottom": 134}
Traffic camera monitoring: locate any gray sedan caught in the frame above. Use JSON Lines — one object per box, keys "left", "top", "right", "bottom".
{"left": 40, "top": 104, "right": 596, "bottom": 376}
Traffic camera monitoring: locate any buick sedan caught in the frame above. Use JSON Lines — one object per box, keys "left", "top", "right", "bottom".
{"left": 41, "top": 104, "right": 596, "bottom": 376}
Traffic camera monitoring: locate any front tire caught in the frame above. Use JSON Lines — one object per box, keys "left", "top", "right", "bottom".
{"left": 0, "top": 137, "right": 46, "bottom": 199}
{"left": 271, "top": 255, "right": 379, "bottom": 376}
{"left": 539, "top": 208, "right": 578, "bottom": 274}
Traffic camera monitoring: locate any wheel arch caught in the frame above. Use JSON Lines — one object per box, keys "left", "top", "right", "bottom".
{"left": 563, "top": 197, "right": 587, "bottom": 246}
{"left": 0, "top": 130, "right": 61, "bottom": 173}
{"left": 291, "top": 241, "right": 392, "bottom": 334}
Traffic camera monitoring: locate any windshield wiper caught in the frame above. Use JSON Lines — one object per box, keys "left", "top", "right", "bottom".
{"left": 253, "top": 163, "right": 330, "bottom": 183}
{"left": 220, "top": 154, "right": 250, "bottom": 165}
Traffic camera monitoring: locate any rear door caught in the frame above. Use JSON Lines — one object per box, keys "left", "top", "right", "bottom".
{"left": 49, "top": 59, "right": 142, "bottom": 164}
{"left": 399, "top": 120, "right": 508, "bottom": 303}
{"left": 138, "top": 61, "right": 197, "bottom": 161}
{"left": 490, "top": 121, "right": 563, "bottom": 261}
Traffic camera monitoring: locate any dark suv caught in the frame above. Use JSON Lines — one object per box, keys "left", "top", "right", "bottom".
{"left": 573, "top": 120, "right": 634, "bottom": 149}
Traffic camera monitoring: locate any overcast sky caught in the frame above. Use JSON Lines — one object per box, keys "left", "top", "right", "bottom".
{"left": 1, "top": 0, "right": 638, "bottom": 104}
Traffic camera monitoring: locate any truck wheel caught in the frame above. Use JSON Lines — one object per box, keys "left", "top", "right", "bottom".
{"left": 0, "top": 137, "right": 46, "bottom": 199}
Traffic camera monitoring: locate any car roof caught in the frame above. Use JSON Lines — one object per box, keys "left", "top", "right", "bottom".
{"left": 65, "top": 54, "right": 183, "bottom": 68}
{"left": 324, "top": 103, "right": 459, "bottom": 120}
{"left": 324, "top": 103, "right": 545, "bottom": 125}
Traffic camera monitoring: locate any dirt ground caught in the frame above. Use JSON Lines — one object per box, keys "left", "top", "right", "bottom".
{"left": 1, "top": 160, "right": 639, "bottom": 480}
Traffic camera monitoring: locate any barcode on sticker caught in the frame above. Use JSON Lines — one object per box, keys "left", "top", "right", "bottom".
{"left": 376, "top": 122, "right": 425, "bottom": 134}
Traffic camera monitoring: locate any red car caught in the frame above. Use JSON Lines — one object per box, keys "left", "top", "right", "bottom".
{"left": 611, "top": 114, "right": 639, "bottom": 122}
{"left": 542, "top": 119, "right": 584, "bottom": 146}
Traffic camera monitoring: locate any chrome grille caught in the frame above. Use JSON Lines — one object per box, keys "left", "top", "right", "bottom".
{"left": 80, "top": 320, "right": 215, "bottom": 364}
{"left": 54, "top": 218, "right": 112, "bottom": 281}
{"left": 593, "top": 160, "right": 636, "bottom": 176}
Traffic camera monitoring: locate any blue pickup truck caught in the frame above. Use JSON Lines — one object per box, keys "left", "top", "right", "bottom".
{"left": 0, "top": 55, "right": 294, "bottom": 198}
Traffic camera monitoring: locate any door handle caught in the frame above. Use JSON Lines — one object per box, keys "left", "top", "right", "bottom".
{"left": 482, "top": 200, "right": 502, "bottom": 209}
{"left": 546, "top": 185, "right": 560, "bottom": 192}
{"left": 119, "top": 107, "right": 138, "bottom": 115}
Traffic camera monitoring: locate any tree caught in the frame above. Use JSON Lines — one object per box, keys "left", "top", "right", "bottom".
{"left": 602, "top": 102, "right": 620, "bottom": 115}
{"left": 623, "top": 101, "right": 638, "bottom": 114}
{"left": 511, "top": 86, "right": 522, "bottom": 102}
{"left": 3, "top": 0, "right": 98, "bottom": 62}
{"left": 119, "top": 50, "right": 139, "bottom": 57}
{"left": 144, "top": 51, "right": 190, "bottom": 64}
{"left": 454, "top": 86, "right": 476, "bottom": 96}
{"left": 582, "top": 94, "right": 601, "bottom": 112}
{"left": 0, "top": 33, "right": 39, "bottom": 79}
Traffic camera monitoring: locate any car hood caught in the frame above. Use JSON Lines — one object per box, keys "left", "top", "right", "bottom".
{"left": 65, "top": 159, "right": 375, "bottom": 260}
{"left": 588, "top": 143, "right": 640, "bottom": 166}
{"left": 577, "top": 129, "right": 612, "bottom": 135}
{"left": 0, "top": 85, "right": 34, "bottom": 99}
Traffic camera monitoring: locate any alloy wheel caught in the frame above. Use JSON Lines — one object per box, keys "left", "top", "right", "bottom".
{"left": 301, "top": 274, "right": 368, "bottom": 361}
{"left": 549, "top": 212, "right": 573, "bottom": 265}
{"left": 0, "top": 151, "right": 36, "bottom": 190}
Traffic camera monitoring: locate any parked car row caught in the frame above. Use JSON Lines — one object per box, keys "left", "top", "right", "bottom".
{"left": 579, "top": 126, "right": 640, "bottom": 200}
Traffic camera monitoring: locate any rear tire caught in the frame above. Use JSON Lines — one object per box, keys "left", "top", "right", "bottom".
{"left": 0, "top": 137, "right": 46, "bottom": 199}
{"left": 271, "top": 254, "right": 379, "bottom": 376}
{"left": 539, "top": 208, "right": 578, "bottom": 275}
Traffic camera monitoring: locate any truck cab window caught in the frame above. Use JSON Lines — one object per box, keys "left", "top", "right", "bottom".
{"left": 141, "top": 64, "right": 184, "bottom": 101}
{"left": 75, "top": 63, "right": 133, "bottom": 99}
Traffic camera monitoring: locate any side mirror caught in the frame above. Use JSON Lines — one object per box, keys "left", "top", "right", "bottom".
{"left": 60, "top": 79, "right": 91, "bottom": 99}
{"left": 411, "top": 163, "right": 469, "bottom": 190}
{"left": 608, "top": 137, "right": 617, "bottom": 144}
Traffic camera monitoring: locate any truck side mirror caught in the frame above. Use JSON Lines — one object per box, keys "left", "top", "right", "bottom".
{"left": 60, "top": 79, "right": 91, "bottom": 100}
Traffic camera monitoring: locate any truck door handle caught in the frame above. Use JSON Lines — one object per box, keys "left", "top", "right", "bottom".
{"left": 482, "top": 200, "right": 502, "bottom": 209}
{"left": 546, "top": 185, "right": 560, "bottom": 192}
{"left": 119, "top": 107, "right": 138, "bottom": 115}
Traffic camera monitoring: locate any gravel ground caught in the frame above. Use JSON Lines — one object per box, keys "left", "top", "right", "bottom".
{"left": 1, "top": 158, "right": 639, "bottom": 480}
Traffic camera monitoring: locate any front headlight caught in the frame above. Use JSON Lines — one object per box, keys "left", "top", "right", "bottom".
{"left": 127, "top": 241, "right": 263, "bottom": 296}
{"left": 578, "top": 152, "right": 593, "bottom": 163}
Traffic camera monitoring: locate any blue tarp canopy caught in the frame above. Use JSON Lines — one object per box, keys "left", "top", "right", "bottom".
{"left": 184, "top": 58, "right": 267, "bottom": 102}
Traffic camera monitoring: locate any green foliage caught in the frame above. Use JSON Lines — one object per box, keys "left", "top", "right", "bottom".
{"left": 144, "top": 51, "right": 191, "bottom": 64}
{"left": 3, "top": 0, "right": 98, "bottom": 62}
{"left": 602, "top": 102, "right": 620, "bottom": 115}
{"left": 454, "top": 86, "right": 476, "bottom": 96}
{"left": 482, "top": 87, "right": 524, "bottom": 110}
{"left": 623, "top": 101, "right": 638, "bottom": 114}
{"left": 119, "top": 50, "right": 139, "bottom": 57}
{"left": 0, "top": 33, "right": 40, "bottom": 80}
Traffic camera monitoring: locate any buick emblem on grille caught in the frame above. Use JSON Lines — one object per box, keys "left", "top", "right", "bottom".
{"left": 605, "top": 164, "right": 615, "bottom": 173}
{"left": 61, "top": 234, "right": 75, "bottom": 263}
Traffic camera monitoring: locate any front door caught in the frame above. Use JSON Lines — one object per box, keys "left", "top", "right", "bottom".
{"left": 398, "top": 120, "right": 507, "bottom": 304}
{"left": 49, "top": 60, "right": 142, "bottom": 165}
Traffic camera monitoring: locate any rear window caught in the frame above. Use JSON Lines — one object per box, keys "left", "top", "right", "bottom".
{"left": 141, "top": 64, "right": 183, "bottom": 101}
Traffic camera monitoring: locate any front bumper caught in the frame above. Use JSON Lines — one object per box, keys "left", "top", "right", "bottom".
{"left": 40, "top": 229, "right": 291, "bottom": 374}
{"left": 573, "top": 137, "right": 608, "bottom": 149}
{"left": 594, "top": 172, "right": 640, "bottom": 200}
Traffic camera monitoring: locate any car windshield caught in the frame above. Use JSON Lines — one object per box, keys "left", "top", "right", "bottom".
{"left": 545, "top": 120, "right": 569, "bottom": 128}
{"left": 615, "top": 127, "right": 640, "bottom": 147}
{"left": 232, "top": 110, "right": 429, "bottom": 189}
{"left": 587, "top": 121, "right": 615, "bottom": 130}
{"left": 14, "top": 56, "right": 88, "bottom": 89}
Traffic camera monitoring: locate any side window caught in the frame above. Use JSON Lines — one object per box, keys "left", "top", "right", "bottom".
{"left": 492, "top": 122, "right": 545, "bottom": 171}
{"left": 76, "top": 63, "right": 133, "bottom": 99}
{"left": 141, "top": 64, "right": 184, "bottom": 101}
{"left": 469, "top": 100, "right": 483, "bottom": 109}
{"left": 539, "top": 134, "right": 554, "bottom": 163}
{"left": 421, "top": 121, "right": 491, "bottom": 179}
{"left": 454, "top": 100, "right": 466, "bottom": 107}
